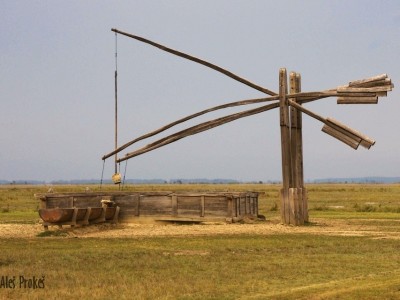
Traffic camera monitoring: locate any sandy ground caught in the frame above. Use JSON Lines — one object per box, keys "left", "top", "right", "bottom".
{"left": 1, "top": 218, "right": 399, "bottom": 239}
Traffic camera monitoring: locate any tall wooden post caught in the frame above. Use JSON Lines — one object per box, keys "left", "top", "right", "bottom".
{"left": 289, "top": 72, "right": 300, "bottom": 225}
{"left": 294, "top": 73, "right": 308, "bottom": 222}
{"left": 281, "top": 70, "right": 308, "bottom": 225}
{"left": 289, "top": 72, "right": 308, "bottom": 225}
{"left": 279, "top": 68, "right": 291, "bottom": 224}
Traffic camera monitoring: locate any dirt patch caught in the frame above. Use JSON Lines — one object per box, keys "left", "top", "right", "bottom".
{"left": 0, "top": 217, "right": 399, "bottom": 240}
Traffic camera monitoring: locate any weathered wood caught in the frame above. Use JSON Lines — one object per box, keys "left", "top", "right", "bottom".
{"left": 172, "top": 195, "right": 178, "bottom": 216}
{"left": 279, "top": 68, "right": 291, "bottom": 224}
{"left": 337, "top": 85, "right": 392, "bottom": 93}
{"left": 39, "top": 208, "right": 75, "bottom": 223}
{"left": 321, "top": 124, "right": 360, "bottom": 149}
{"left": 294, "top": 73, "right": 304, "bottom": 189}
{"left": 288, "top": 72, "right": 307, "bottom": 225}
{"left": 279, "top": 69, "right": 291, "bottom": 190}
{"left": 40, "top": 191, "right": 259, "bottom": 223}
{"left": 112, "top": 28, "right": 276, "bottom": 96}
{"left": 118, "top": 102, "right": 279, "bottom": 162}
{"left": 348, "top": 74, "right": 387, "bottom": 87}
{"left": 44, "top": 197, "right": 74, "bottom": 209}
{"left": 204, "top": 196, "right": 228, "bottom": 217}
{"left": 288, "top": 188, "right": 297, "bottom": 225}
{"left": 201, "top": 196, "right": 205, "bottom": 217}
{"left": 103, "top": 95, "right": 279, "bottom": 160}
{"left": 337, "top": 97, "right": 378, "bottom": 104}
{"left": 326, "top": 118, "right": 375, "bottom": 149}
{"left": 289, "top": 72, "right": 298, "bottom": 189}
{"left": 349, "top": 78, "right": 391, "bottom": 88}
{"left": 177, "top": 196, "right": 201, "bottom": 216}
{"left": 288, "top": 99, "right": 326, "bottom": 123}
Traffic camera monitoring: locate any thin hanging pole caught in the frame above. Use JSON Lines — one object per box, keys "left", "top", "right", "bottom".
{"left": 114, "top": 32, "right": 118, "bottom": 174}
{"left": 99, "top": 160, "right": 105, "bottom": 190}
{"left": 118, "top": 162, "right": 121, "bottom": 190}
{"left": 121, "top": 160, "right": 128, "bottom": 190}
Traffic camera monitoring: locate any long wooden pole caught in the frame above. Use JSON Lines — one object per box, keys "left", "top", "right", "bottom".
{"left": 102, "top": 95, "right": 279, "bottom": 160}
{"left": 102, "top": 86, "right": 382, "bottom": 160}
{"left": 114, "top": 33, "right": 118, "bottom": 174}
{"left": 111, "top": 28, "right": 277, "bottom": 96}
{"left": 279, "top": 68, "right": 291, "bottom": 224}
{"left": 117, "top": 102, "right": 279, "bottom": 162}
{"left": 289, "top": 72, "right": 298, "bottom": 188}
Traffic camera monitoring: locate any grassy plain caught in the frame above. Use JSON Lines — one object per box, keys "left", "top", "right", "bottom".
{"left": 0, "top": 183, "right": 400, "bottom": 299}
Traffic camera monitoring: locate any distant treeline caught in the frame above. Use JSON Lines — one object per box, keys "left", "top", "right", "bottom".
{"left": 1, "top": 177, "right": 400, "bottom": 185}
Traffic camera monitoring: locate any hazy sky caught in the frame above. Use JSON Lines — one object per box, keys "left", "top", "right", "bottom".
{"left": 1, "top": 1, "right": 399, "bottom": 182}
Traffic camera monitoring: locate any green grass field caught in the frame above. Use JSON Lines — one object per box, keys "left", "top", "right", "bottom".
{"left": 0, "top": 184, "right": 400, "bottom": 299}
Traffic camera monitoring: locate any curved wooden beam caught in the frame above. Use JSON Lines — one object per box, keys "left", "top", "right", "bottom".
{"left": 117, "top": 102, "right": 279, "bottom": 162}
{"left": 102, "top": 95, "right": 279, "bottom": 160}
{"left": 112, "top": 28, "right": 277, "bottom": 96}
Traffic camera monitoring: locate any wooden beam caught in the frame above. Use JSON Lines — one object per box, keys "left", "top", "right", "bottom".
{"left": 111, "top": 28, "right": 277, "bottom": 96}
{"left": 279, "top": 68, "right": 291, "bottom": 224}
{"left": 102, "top": 95, "right": 279, "bottom": 160}
{"left": 326, "top": 118, "right": 375, "bottom": 149}
{"left": 348, "top": 74, "right": 387, "bottom": 87}
{"left": 118, "top": 102, "right": 279, "bottom": 162}
{"left": 321, "top": 124, "right": 360, "bottom": 149}
{"left": 337, "top": 96, "right": 378, "bottom": 104}
{"left": 337, "top": 86, "right": 392, "bottom": 93}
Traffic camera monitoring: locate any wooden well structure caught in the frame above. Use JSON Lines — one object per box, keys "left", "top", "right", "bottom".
{"left": 38, "top": 28, "right": 394, "bottom": 227}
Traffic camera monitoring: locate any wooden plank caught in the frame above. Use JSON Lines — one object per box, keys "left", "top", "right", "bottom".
{"left": 295, "top": 73, "right": 304, "bottom": 189}
{"left": 326, "top": 118, "right": 375, "bottom": 148}
{"left": 337, "top": 97, "right": 378, "bottom": 104}
{"left": 337, "top": 85, "right": 392, "bottom": 93}
{"left": 204, "top": 197, "right": 228, "bottom": 217}
{"left": 349, "top": 78, "right": 391, "bottom": 88}
{"left": 227, "top": 197, "right": 233, "bottom": 217}
{"left": 45, "top": 197, "right": 74, "bottom": 209}
{"left": 348, "top": 74, "right": 387, "bottom": 87}
{"left": 289, "top": 71, "right": 298, "bottom": 189}
{"left": 73, "top": 196, "right": 103, "bottom": 208}
{"left": 201, "top": 196, "right": 205, "bottom": 217}
{"left": 177, "top": 196, "right": 201, "bottom": 216}
{"left": 288, "top": 188, "right": 297, "bottom": 225}
{"left": 119, "top": 102, "right": 279, "bottom": 163}
{"left": 172, "top": 195, "right": 178, "bottom": 216}
{"left": 138, "top": 196, "right": 172, "bottom": 215}
{"left": 322, "top": 124, "right": 360, "bottom": 149}
{"left": 280, "top": 68, "right": 292, "bottom": 190}
{"left": 279, "top": 68, "right": 291, "bottom": 225}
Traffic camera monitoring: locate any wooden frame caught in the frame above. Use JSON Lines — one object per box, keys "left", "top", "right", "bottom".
{"left": 98, "top": 29, "right": 393, "bottom": 226}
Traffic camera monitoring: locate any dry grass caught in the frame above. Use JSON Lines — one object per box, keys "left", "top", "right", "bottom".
{"left": 0, "top": 183, "right": 400, "bottom": 299}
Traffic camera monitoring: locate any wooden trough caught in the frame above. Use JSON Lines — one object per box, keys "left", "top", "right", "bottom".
{"left": 36, "top": 191, "right": 259, "bottom": 226}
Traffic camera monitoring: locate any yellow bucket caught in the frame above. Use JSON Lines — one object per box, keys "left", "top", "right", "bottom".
{"left": 112, "top": 173, "right": 122, "bottom": 184}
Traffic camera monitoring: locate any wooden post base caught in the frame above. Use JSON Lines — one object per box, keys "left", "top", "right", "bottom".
{"left": 280, "top": 187, "right": 308, "bottom": 225}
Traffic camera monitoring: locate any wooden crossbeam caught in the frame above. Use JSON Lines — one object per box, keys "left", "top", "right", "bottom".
{"left": 112, "top": 28, "right": 277, "bottom": 96}
{"left": 118, "top": 102, "right": 279, "bottom": 162}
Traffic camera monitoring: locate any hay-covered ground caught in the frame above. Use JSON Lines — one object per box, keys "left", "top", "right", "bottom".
{"left": 2, "top": 216, "right": 400, "bottom": 240}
